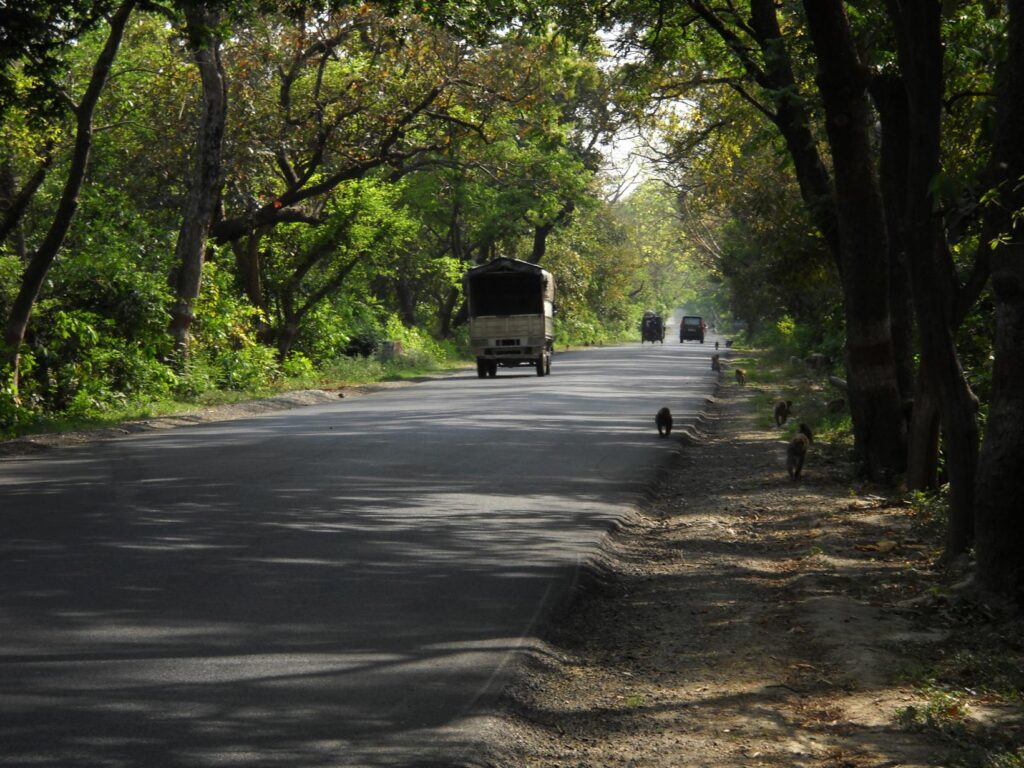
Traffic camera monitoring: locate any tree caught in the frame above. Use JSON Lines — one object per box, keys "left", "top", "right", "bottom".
{"left": 209, "top": 7, "right": 463, "bottom": 352}
{"left": 168, "top": 0, "right": 228, "bottom": 359}
{"left": 261, "top": 180, "right": 415, "bottom": 358}
{"left": 2, "top": 0, "right": 137, "bottom": 393}
{"left": 883, "top": 0, "right": 982, "bottom": 556}
{"left": 975, "top": 0, "right": 1024, "bottom": 602}
{"left": 0, "top": 0, "right": 121, "bottom": 119}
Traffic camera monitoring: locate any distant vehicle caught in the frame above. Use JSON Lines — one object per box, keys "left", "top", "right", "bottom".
{"left": 680, "top": 315, "right": 706, "bottom": 343}
{"left": 464, "top": 257, "right": 555, "bottom": 377}
{"left": 640, "top": 311, "right": 665, "bottom": 344}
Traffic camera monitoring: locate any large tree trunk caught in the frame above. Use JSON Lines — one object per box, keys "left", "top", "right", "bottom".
{"left": 394, "top": 278, "right": 418, "bottom": 327}
{"left": 438, "top": 286, "right": 460, "bottom": 339}
{"left": 168, "top": 2, "right": 227, "bottom": 360}
{"left": 801, "top": 0, "right": 908, "bottom": 478}
{"left": 975, "top": 1, "right": 1024, "bottom": 603}
{"left": 906, "top": 366, "right": 941, "bottom": 491}
{"left": 888, "top": 0, "right": 980, "bottom": 556}
{"left": 870, "top": 70, "right": 917, "bottom": 407}
{"left": 2, "top": 1, "right": 135, "bottom": 392}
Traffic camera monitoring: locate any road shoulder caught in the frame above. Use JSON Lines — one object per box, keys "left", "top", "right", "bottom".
{"left": 489, "top": 386, "right": 1024, "bottom": 767}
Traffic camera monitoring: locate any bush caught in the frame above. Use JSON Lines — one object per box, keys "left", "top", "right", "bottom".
{"left": 322, "top": 354, "right": 386, "bottom": 383}
{"left": 282, "top": 352, "right": 316, "bottom": 382}
{"left": 217, "top": 344, "right": 281, "bottom": 390}
{"left": 0, "top": 376, "right": 32, "bottom": 436}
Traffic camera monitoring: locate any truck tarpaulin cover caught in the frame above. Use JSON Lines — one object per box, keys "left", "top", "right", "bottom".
{"left": 465, "top": 258, "right": 550, "bottom": 317}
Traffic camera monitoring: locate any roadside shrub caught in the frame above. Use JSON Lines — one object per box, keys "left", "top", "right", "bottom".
{"left": 184, "top": 258, "right": 282, "bottom": 394}
{"left": 294, "top": 298, "right": 383, "bottom": 365}
{"left": 379, "top": 315, "right": 456, "bottom": 369}
{"left": 13, "top": 309, "right": 177, "bottom": 416}
{"left": 282, "top": 352, "right": 317, "bottom": 382}
{"left": 217, "top": 344, "right": 281, "bottom": 391}
{"left": 0, "top": 376, "right": 31, "bottom": 436}
{"left": 322, "top": 354, "right": 386, "bottom": 383}
{"left": 174, "top": 354, "right": 218, "bottom": 400}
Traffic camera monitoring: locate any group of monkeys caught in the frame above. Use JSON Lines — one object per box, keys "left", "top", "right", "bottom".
{"left": 654, "top": 350, "right": 813, "bottom": 481}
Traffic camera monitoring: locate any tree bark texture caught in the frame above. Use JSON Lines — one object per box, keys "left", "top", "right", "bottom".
{"left": 801, "top": 0, "right": 908, "bottom": 478}
{"left": 2, "top": 0, "right": 135, "bottom": 391}
{"left": 169, "top": 2, "right": 228, "bottom": 359}
{"left": 975, "top": 1, "right": 1024, "bottom": 603}
{"left": 906, "top": 367, "right": 941, "bottom": 492}
{"left": 438, "top": 285, "right": 460, "bottom": 339}
{"left": 870, "top": 70, "right": 917, "bottom": 406}
{"left": 888, "top": 0, "right": 980, "bottom": 556}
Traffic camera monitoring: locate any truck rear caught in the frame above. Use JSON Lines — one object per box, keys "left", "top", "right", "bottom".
{"left": 464, "top": 258, "right": 555, "bottom": 377}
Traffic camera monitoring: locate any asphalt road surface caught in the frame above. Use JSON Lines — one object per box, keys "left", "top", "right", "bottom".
{"left": 0, "top": 340, "right": 721, "bottom": 767}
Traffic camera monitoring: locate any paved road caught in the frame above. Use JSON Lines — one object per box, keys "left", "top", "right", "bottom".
{"left": 0, "top": 341, "right": 720, "bottom": 767}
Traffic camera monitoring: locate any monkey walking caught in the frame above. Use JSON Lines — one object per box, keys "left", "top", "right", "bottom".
{"left": 735, "top": 368, "right": 746, "bottom": 385}
{"left": 711, "top": 353, "right": 721, "bottom": 371}
{"left": 656, "top": 407, "right": 673, "bottom": 437}
{"left": 786, "top": 423, "right": 813, "bottom": 480}
{"left": 827, "top": 398, "right": 846, "bottom": 414}
{"left": 774, "top": 399, "right": 792, "bottom": 426}
{"left": 715, "top": 340, "right": 720, "bottom": 350}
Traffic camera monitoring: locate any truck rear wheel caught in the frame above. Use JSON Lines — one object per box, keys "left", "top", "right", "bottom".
{"left": 536, "top": 354, "right": 546, "bottom": 376}
{"left": 476, "top": 359, "right": 487, "bottom": 378}
{"left": 487, "top": 361, "right": 498, "bottom": 377}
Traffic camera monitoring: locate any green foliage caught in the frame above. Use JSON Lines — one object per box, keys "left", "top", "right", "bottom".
{"left": 320, "top": 354, "right": 387, "bottom": 384}
{"left": 16, "top": 308, "right": 177, "bottom": 416}
{"left": 897, "top": 683, "right": 971, "bottom": 733}
{"left": 908, "top": 486, "right": 951, "bottom": 534}
{"left": 380, "top": 314, "right": 459, "bottom": 368}
{"left": 748, "top": 312, "right": 846, "bottom": 369}
{"left": 184, "top": 257, "right": 283, "bottom": 393}
{"left": 0, "top": 375, "right": 32, "bottom": 436}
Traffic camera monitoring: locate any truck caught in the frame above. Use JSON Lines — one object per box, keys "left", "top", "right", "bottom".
{"left": 464, "top": 257, "right": 555, "bottom": 378}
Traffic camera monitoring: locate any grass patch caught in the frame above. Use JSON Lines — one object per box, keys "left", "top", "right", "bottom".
{"left": 3, "top": 352, "right": 472, "bottom": 441}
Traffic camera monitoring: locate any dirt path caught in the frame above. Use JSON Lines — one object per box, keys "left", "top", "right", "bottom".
{"left": 491, "top": 386, "right": 1023, "bottom": 767}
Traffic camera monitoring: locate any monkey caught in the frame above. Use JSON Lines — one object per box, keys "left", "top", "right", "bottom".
{"left": 786, "top": 423, "right": 814, "bottom": 480}
{"left": 711, "top": 353, "right": 721, "bottom": 372}
{"left": 827, "top": 398, "right": 846, "bottom": 414}
{"left": 656, "top": 407, "right": 673, "bottom": 437}
{"left": 725, "top": 339, "right": 733, "bottom": 348}
{"left": 735, "top": 368, "right": 746, "bottom": 385}
{"left": 774, "top": 399, "right": 792, "bottom": 426}
{"left": 715, "top": 340, "right": 720, "bottom": 350}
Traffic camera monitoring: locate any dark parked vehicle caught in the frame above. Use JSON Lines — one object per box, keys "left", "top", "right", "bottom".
{"left": 679, "top": 315, "right": 706, "bottom": 343}
{"left": 640, "top": 311, "right": 665, "bottom": 343}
